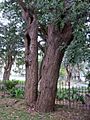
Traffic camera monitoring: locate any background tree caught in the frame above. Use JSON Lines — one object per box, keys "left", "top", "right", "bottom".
{"left": 64, "top": 17, "right": 90, "bottom": 82}
{"left": 0, "top": 1, "right": 24, "bottom": 81}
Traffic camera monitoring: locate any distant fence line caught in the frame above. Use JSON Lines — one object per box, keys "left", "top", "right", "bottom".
{"left": 56, "top": 81, "right": 90, "bottom": 110}
{"left": 0, "top": 80, "right": 90, "bottom": 110}
{"left": 17, "top": 80, "right": 90, "bottom": 110}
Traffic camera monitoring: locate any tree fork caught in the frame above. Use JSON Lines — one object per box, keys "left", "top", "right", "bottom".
{"left": 36, "top": 23, "right": 73, "bottom": 112}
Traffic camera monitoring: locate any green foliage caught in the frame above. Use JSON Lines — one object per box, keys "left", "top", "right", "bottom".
{"left": 57, "top": 87, "right": 85, "bottom": 103}
{"left": 0, "top": 0, "right": 24, "bottom": 72}
{"left": 36, "top": 0, "right": 64, "bottom": 25}
{"left": 59, "top": 65, "right": 67, "bottom": 79}
{"left": 0, "top": 0, "right": 89, "bottom": 63}
{"left": 62, "top": 0, "right": 90, "bottom": 66}
{"left": 64, "top": 24, "right": 90, "bottom": 65}
{"left": 0, "top": 0, "right": 89, "bottom": 37}
{"left": 0, "top": 0, "right": 90, "bottom": 82}
{"left": 5, "top": 80, "right": 19, "bottom": 90}
{"left": 10, "top": 87, "right": 24, "bottom": 98}
{"left": 3, "top": 80, "right": 24, "bottom": 98}
{"left": 85, "top": 72, "right": 90, "bottom": 80}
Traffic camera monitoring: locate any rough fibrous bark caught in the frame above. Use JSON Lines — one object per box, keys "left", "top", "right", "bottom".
{"left": 25, "top": 16, "right": 38, "bottom": 106}
{"left": 36, "top": 22, "right": 73, "bottom": 112}
{"left": 18, "top": 0, "right": 38, "bottom": 106}
{"left": 18, "top": 0, "right": 73, "bottom": 112}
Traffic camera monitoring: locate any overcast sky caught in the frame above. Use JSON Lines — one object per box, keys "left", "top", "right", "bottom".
{"left": 0, "top": 0, "right": 9, "bottom": 25}
{"left": 0, "top": 0, "right": 4, "bottom": 2}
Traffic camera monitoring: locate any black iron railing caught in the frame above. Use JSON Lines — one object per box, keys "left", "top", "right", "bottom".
{"left": 56, "top": 81, "right": 90, "bottom": 110}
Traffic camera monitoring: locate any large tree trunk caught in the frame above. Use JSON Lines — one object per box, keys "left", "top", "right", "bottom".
{"left": 36, "top": 22, "right": 73, "bottom": 112}
{"left": 18, "top": 0, "right": 38, "bottom": 106}
{"left": 3, "top": 53, "right": 15, "bottom": 81}
{"left": 25, "top": 16, "right": 38, "bottom": 106}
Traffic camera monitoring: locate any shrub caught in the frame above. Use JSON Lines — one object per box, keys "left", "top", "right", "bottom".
{"left": 85, "top": 72, "right": 90, "bottom": 80}
{"left": 56, "top": 87, "right": 85, "bottom": 103}
{"left": 5, "top": 80, "right": 19, "bottom": 90}
{"left": 10, "top": 87, "right": 24, "bottom": 98}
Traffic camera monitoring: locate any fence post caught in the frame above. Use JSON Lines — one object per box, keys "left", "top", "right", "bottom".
{"left": 88, "top": 81, "right": 90, "bottom": 93}
{"left": 68, "top": 81, "right": 71, "bottom": 107}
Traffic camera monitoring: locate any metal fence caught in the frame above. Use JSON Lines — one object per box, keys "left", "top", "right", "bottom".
{"left": 56, "top": 81, "right": 90, "bottom": 110}
{"left": 0, "top": 80, "right": 90, "bottom": 110}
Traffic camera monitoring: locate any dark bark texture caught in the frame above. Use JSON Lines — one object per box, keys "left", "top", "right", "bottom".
{"left": 25, "top": 16, "right": 38, "bottom": 106}
{"left": 18, "top": 0, "right": 73, "bottom": 112}
{"left": 18, "top": 0, "right": 38, "bottom": 106}
{"left": 36, "top": 22, "right": 73, "bottom": 112}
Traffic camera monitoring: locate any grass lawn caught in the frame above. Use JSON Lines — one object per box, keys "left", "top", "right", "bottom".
{"left": 0, "top": 92, "right": 90, "bottom": 120}
{"left": 0, "top": 105, "right": 31, "bottom": 120}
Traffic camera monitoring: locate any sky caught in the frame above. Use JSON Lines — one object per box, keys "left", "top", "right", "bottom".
{"left": 0, "top": 0, "right": 9, "bottom": 25}
{"left": 0, "top": 0, "right": 4, "bottom": 2}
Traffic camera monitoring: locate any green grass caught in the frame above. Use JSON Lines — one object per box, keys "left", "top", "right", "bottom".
{"left": 0, "top": 105, "right": 30, "bottom": 120}
{"left": 0, "top": 101, "right": 89, "bottom": 120}
{"left": 0, "top": 105, "right": 51, "bottom": 120}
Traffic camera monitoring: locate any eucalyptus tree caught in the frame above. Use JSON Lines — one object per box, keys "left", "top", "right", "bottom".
{"left": 17, "top": 0, "right": 90, "bottom": 112}
{"left": 17, "top": 0, "right": 73, "bottom": 112}
{"left": 1, "top": 0, "right": 89, "bottom": 112}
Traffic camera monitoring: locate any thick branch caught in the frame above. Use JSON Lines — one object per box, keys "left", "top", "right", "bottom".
{"left": 18, "top": 0, "right": 33, "bottom": 24}
{"left": 18, "top": 0, "right": 28, "bottom": 12}
{"left": 61, "top": 21, "right": 73, "bottom": 46}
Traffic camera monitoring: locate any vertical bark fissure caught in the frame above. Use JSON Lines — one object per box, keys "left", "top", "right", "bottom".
{"left": 36, "top": 23, "right": 73, "bottom": 112}
{"left": 24, "top": 17, "right": 38, "bottom": 106}
{"left": 25, "top": 33, "right": 31, "bottom": 84}
{"left": 18, "top": 0, "right": 38, "bottom": 106}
